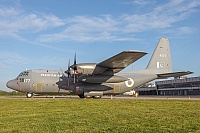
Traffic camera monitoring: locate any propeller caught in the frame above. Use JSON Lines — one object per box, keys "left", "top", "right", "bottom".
{"left": 73, "top": 53, "right": 77, "bottom": 72}
{"left": 73, "top": 53, "right": 78, "bottom": 83}
{"left": 67, "top": 59, "right": 70, "bottom": 86}
{"left": 64, "top": 53, "right": 78, "bottom": 84}
{"left": 64, "top": 59, "right": 71, "bottom": 86}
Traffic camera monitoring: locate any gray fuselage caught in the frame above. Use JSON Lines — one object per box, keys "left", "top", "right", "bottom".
{"left": 7, "top": 69, "right": 158, "bottom": 97}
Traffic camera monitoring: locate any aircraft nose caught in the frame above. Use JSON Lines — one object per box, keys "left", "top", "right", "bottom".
{"left": 6, "top": 80, "right": 17, "bottom": 90}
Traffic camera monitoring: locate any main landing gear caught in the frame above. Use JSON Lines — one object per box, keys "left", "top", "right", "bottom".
{"left": 78, "top": 95, "right": 102, "bottom": 99}
{"left": 78, "top": 95, "right": 85, "bottom": 98}
{"left": 26, "top": 93, "right": 33, "bottom": 98}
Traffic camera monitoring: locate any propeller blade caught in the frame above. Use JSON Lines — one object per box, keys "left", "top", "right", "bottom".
{"left": 58, "top": 87, "right": 61, "bottom": 93}
{"left": 73, "top": 53, "right": 78, "bottom": 83}
{"left": 67, "top": 59, "right": 70, "bottom": 86}
{"left": 73, "top": 53, "right": 77, "bottom": 71}
{"left": 74, "top": 53, "right": 76, "bottom": 65}
{"left": 58, "top": 72, "right": 60, "bottom": 80}
{"left": 58, "top": 72, "right": 61, "bottom": 93}
{"left": 67, "top": 59, "right": 70, "bottom": 77}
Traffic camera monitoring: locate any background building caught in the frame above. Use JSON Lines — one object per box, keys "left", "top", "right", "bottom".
{"left": 135, "top": 77, "right": 200, "bottom": 96}
{"left": 156, "top": 77, "right": 200, "bottom": 95}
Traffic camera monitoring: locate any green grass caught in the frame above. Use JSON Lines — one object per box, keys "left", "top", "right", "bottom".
{"left": 0, "top": 98, "right": 200, "bottom": 133}
{"left": 0, "top": 90, "right": 25, "bottom": 96}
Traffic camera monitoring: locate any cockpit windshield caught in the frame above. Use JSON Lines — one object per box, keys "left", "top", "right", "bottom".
{"left": 16, "top": 71, "right": 29, "bottom": 80}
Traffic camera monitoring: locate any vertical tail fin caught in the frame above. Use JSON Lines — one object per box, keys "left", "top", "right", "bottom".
{"left": 146, "top": 37, "right": 172, "bottom": 74}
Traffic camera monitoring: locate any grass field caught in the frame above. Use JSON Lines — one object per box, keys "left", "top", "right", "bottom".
{"left": 0, "top": 98, "right": 200, "bottom": 133}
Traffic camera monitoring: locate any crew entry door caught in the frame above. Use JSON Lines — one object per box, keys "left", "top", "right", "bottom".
{"left": 36, "top": 82, "right": 43, "bottom": 92}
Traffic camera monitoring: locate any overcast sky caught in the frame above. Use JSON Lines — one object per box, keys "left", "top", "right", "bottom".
{"left": 1, "top": 0, "right": 200, "bottom": 91}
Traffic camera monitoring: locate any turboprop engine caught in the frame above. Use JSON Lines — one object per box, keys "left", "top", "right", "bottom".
{"left": 74, "top": 63, "right": 107, "bottom": 75}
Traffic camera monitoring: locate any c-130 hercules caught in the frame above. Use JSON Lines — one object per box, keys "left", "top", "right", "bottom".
{"left": 7, "top": 37, "right": 192, "bottom": 98}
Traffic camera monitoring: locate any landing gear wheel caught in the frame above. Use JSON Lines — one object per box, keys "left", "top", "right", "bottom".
{"left": 26, "top": 93, "right": 33, "bottom": 98}
{"left": 92, "top": 96, "right": 102, "bottom": 99}
{"left": 78, "top": 95, "right": 85, "bottom": 98}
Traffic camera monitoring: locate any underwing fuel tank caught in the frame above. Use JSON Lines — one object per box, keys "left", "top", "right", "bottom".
{"left": 78, "top": 75, "right": 128, "bottom": 83}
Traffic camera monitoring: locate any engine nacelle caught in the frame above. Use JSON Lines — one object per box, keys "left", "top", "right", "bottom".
{"left": 75, "top": 63, "right": 107, "bottom": 75}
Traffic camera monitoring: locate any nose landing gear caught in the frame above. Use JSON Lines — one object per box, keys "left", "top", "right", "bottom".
{"left": 26, "top": 93, "right": 33, "bottom": 98}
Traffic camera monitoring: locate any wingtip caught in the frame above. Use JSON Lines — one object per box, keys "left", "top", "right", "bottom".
{"left": 123, "top": 50, "right": 148, "bottom": 54}
{"left": 186, "top": 71, "right": 194, "bottom": 74}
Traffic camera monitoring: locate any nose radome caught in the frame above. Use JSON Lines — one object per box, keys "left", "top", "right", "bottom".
{"left": 6, "top": 81, "right": 10, "bottom": 88}
{"left": 6, "top": 80, "right": 16, "bottom": 90}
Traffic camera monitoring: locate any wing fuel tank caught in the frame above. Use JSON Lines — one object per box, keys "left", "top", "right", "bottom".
{"left": 79, "top": 75, "right": 128, "bottom": 83}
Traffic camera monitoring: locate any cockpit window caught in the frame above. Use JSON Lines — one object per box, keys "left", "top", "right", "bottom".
{"left": 19, "top": 71, "right": 29, "bottom": 77}
{"left": 16, "top": 71, "right": 29, "bottom": 80}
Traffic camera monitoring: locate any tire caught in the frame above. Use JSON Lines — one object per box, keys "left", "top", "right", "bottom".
{"left": 78, "top": 95, "right": 85, "bottom": 98}
{"left": 26, "top": 93, "right": 33, "bottom": 98}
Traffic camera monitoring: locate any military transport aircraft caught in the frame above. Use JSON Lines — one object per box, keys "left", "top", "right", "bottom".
{"left": 7, "top": 37, "right": 192, "bottom": 98}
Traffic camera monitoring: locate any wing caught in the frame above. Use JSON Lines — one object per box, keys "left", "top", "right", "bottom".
{"left": 157, "top": 71, "right": 193, "bottom": 79}
{"left": 97, "top": 50, "right": 147, "bottom": 74}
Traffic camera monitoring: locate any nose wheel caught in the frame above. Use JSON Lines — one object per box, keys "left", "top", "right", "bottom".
{"left": 26, "top": 93, "right": 33, "bottom": 98}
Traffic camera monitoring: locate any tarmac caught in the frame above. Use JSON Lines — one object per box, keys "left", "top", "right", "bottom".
{"left": 0, "top": 95, "right": 200, "bottom": 100}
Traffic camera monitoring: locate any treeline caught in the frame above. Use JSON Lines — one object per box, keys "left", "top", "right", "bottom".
{"left": 0, "top": 90, "right": 25, "bottom": 96}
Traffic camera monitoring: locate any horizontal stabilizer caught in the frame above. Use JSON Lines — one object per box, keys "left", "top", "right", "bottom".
{"left": 157, "top": 71, "right": 193, "bottom": 79}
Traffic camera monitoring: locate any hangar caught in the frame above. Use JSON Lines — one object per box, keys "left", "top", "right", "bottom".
{"left": 135, "top": 76, "right": 200, "bottom": 96}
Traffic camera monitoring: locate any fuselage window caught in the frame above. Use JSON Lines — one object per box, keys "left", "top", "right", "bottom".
{"left": 20, "top": 78, "right": 24, "bottom": 82}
